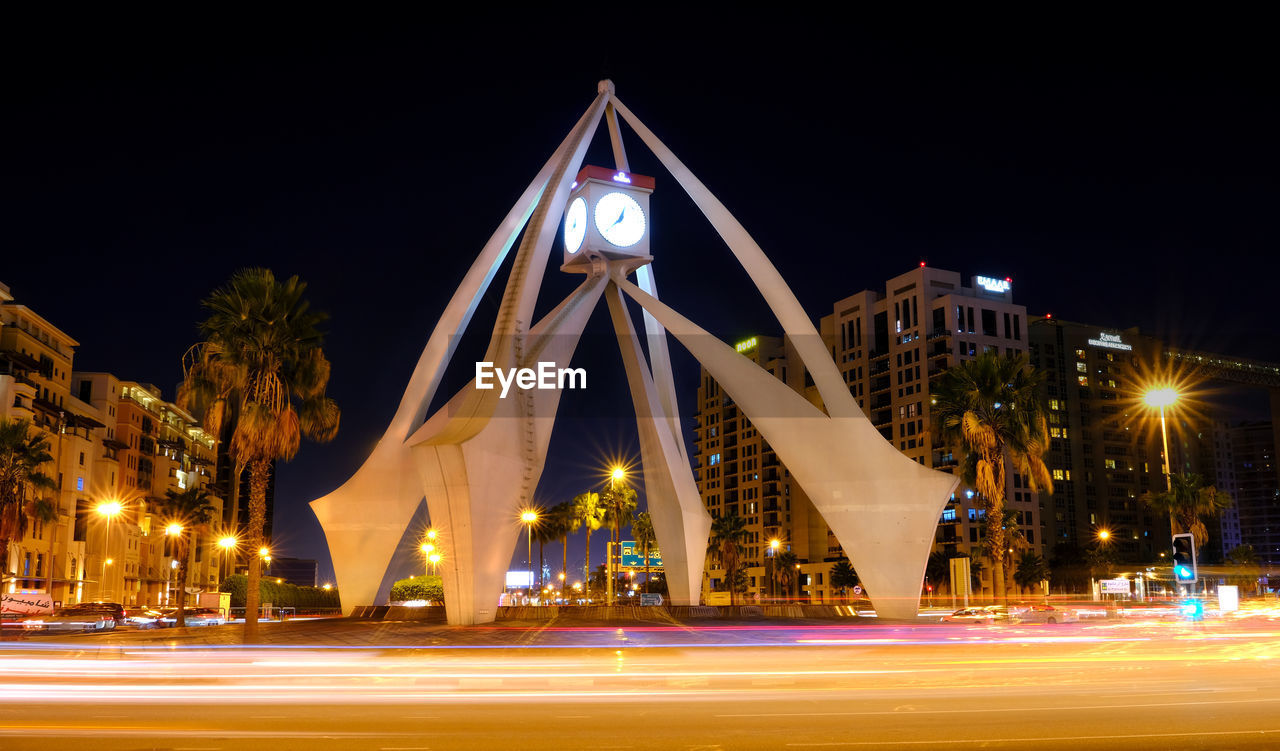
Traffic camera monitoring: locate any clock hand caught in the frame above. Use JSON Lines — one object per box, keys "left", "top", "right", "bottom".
{"left": 611, "top": 208, "right": 626, "bottom": 228}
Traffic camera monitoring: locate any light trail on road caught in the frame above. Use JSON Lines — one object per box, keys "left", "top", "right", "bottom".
{"left": 1, "top": 616, "right": 1278, "bottom": 749}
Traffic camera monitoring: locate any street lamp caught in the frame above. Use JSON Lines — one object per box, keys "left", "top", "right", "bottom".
{"left": 428, "top": 552, "right": 441, "bottom": 574}
{"left": 218, "top": 535, "right": 238, "bottom": 579}
{"left": 768, "top": 539, "right": 780, "bottom": 601}
{"left": 1142, "top": 386, "right": 1179, "bottom": 493}
{"left": 420, "top": 541, "right": 436, "bottom": 576}
{"left": 520, "top": 510, "right": 538, "bottom": 594}
{"left": 96, "top": 500, "right": 122, "bottom": 601}
{"left": 1097, "top": 529, "right": 1111, "bottom": 543}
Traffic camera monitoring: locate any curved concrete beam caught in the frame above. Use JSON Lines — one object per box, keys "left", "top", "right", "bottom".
{"left": 310, "top": 93, "right": 608, "bottom": 613}
{"left": 617, "top": 278, "right": 958, "bottom": 619}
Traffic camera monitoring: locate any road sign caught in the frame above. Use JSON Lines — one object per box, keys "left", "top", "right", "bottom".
{"left": 852, "top": 585, "right": 863, "bottom": 595}
{"left": 1101, "top": 578, "right": 1130, "bottom": 594}
{"left": 639, "top": 593, "right": 663, "bottom": 606}
{"left": 619, "top": 541, "right": 663, "bottom": 568}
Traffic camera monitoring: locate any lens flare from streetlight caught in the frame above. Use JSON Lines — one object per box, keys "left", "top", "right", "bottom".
{"left": 165, "top": 523, "right": 183, "bottom": 536}
{"left": 96, "top": 500, "right": 122, "bottom": 518}
{"left": 259, "top": 547, "right": 270, "bottom": 558}
{"left": 218, "top": 535, "right": 238, "bottom": 550}
{"left": 1143, "top": 387, "right": 1178, "bottom": 408}
{"left": 611, "top": 466, "right": 625, "bottom": 481}
{"left": 520, "top": 510, "right": 538, "bottom": 524}
{"left": 1097, "top": 529, "right": 1111, "bottom": 541}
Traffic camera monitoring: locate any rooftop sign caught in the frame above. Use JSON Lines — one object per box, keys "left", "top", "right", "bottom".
{"left": 1088, "top": 332, "right": 1133, "bottom": 351}
{"left": 976, "top": 276, "right": 1012, "bottom": 293}
{"left": 735, "top": 336, "right": 758, "bottom": 353}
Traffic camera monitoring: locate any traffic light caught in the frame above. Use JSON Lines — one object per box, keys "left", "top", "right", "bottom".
{"left": 1171, "top": 533, "right": 1197, "bottom": 583}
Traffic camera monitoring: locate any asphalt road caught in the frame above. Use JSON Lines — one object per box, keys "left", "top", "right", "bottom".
{"left": 2, "top": 615, "right": 1279, "bottom": 750}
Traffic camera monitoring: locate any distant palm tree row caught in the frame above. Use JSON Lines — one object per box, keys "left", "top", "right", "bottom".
{"left": 527, "top": 478, "right": 651, "bottom": 594}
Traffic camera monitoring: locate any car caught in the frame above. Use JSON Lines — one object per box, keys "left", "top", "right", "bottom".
{"left": 941, "top": 606, "right": 1007, "bottom": 624}
{"left": 1014, "top": 604, "right": 1078, "bottom": 624}
{"left": 22, "top": 605, "right": 118, "bottom": 632}
{"left": 78, "top": 601, "right": 127, "bottom": 623}
{"left": 158, "top": 607, "right": 226, "bottom": 627}
{"left": 122, "top": 607, "right": 172, "bottom": 629}
{"left": 1116, "top": 599, "right": 1182, "bottom": 620}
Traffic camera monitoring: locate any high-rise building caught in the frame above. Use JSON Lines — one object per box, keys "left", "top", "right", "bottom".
{"left": 1028, "top": 318, "right": 1186, "bottom": 563}
{"left": 1205, "top": 420, "right": 1243, "bottom": 559}
{"left": 1232, "top": 422, "right": 1279, "bottom": 565}
{"left": 693, "top": 266, "right": 1039, "bottom": 601}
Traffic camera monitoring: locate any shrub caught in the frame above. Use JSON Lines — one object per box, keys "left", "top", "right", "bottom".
{"left": 389, "top": 576, "right": 443, "bottom": 603}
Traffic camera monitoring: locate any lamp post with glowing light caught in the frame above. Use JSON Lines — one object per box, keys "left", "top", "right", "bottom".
{"left": 520, "top": 510, "right": 538, "bottom": 598}
{"left": 1143, "top": 387, "right": 1179, "bottom": 493}
{"left": 218, "top": 535, "right": 238, "bottom": 581}
{"left": 95, "top": 500, "right": 122, "bottom": 601}
{"left": 768, "top": 539, "right": 781, "bottom": 601}
{"left": 606, "top": 466, "right": 625, "bottom": 604}
{"left": 419, "top": 541, "right": 436, "bottom": 577}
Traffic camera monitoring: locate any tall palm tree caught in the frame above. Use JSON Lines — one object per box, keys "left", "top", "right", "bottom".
{"left": 601, "top": 480, "right": 637, "bottom": 550}
{"left": 0, "top": 419, "right": 56, "bottom": 587}
{"left": 774, "top": 549, "right": 798, "bottom": 601}
{"left": 544, "top": 501, "right": 573, "bottom": 586}
{"left": 154, "top": 486, "right": 216, "bottom": 627}
{"left": 925, "top": 551, "right": 950, "bottom": 600}
{"left": 1140, "top": 473, "right": 1232, "bottom": 552}
{"left": 600, "top": 481, "right": 637, "bottom": 600}
{"left": 708, "top": 512, "right": 748, "bottom": 605}
{"left": 932, "top": 352, "right": 1053, "bottom": 603}
{"left": 632, "top": 511, "right": 656, "bottom": 594}
{"left": 180, "top": 269, "right": 340, "bottom": 642}
{"left": 570, "top": 491, "right": 604, "bottom": 588}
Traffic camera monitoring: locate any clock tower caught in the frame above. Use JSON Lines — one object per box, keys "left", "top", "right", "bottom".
{"left": 562, "top": 165, "right": 654, "bottom": 268}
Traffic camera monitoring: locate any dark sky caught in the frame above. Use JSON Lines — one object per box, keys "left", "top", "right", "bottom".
{"left": 4, "top": 19, "right": 1276, "bottom": 588}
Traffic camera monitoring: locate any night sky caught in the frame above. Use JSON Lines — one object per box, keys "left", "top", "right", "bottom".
{"left": 5, "top": 20, "right": 1276, "bottom": 588}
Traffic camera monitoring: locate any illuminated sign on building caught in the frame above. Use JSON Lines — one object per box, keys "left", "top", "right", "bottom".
{"left": 735, "top": 336, "right": 758, "bottom": 353}
{"left": 976, "top": 276, "right": 1012, "bottom": 293}
{"left": 1087, "top": 332, "right": 1133, "bottom": 351}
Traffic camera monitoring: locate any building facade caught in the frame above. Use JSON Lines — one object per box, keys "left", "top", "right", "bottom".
{"left": 1, "top": 280, "right": 226, "bottom": 609}
{"left": 694, "top": 266, "right": 1040, "bottom": 601}
{"left": 1231, "top": 422, "right": 1279, "bottom": 566}
{"left": 1027, "top": 319, "right": 1177, "bottom": 563}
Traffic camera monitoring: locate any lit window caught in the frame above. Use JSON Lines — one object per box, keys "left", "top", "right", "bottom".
{"left": 76, "top": 477, "right": 84, "bottom": 491}
{"left": 1104, "top": 459, "right": 1116, "bottom": 469}
{"left": 1052, "top": 469, "right": 1064, "bottom": 480}
{"left": 1049, "top": 399, "right": 1060, "bottom": 410}
{"left": 1050, "top": 428, "right": 1062, "bottom": 438}
{"left": 1076, "top": 362, "right": 1087, "bottom": 373}
{"left": 1075, "top": 349, "right": 1086, "bottom": 359}
{"left": 1077, "top": 376, "right": 1089, "bottom": 386}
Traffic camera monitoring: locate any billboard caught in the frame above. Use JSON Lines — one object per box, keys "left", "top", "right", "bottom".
{"left": 2, "top": 591, "right": 54, "bottom": 616}
{"left": 505, "top": 571, "right": 534, "bottom": 588}
{"left": 619, "top": 541, "right": 662, "bottom": 568}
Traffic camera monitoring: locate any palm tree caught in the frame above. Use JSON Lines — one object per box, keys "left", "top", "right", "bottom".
{"left": 1140, "top": 473, "right": 1233, "bottom": 552}
{"left": 968, "top": 557, "right": 986, "bottom": 593}
{"left": 1013, "top": 551, "right": 1050, "bottom": 596}
{"left": 153, "top": 486, "right": 216, "bottom": 627}
{"left": 932, "top": 352, "right": 1053, "bottom": 603}
{"left": 570, "top": 491, "right": 604, "bottom": 588}
{"left": 0, "top": 419, "right": 56, "bottom": 588}
{"left": 990, "top": 505, "right": 1030, "bottom": 596}
{"left": 601, "top": 480, "right": 638, "bottom": 551}
{"left": 180, "top": 269, "right": 340, "bottom": 641}
{"left": 829, "top": 559, "right": 859, "bottom": 600}
{"left": 632, "top": 511, "right": 657, "bottom": 594}
{"left": 708, "top": 512, "right": 748, "bottom": 605}
{"left": 544, "top": 501, "right": 573, "bottom": 587}
{"left": 774, "top": 549, "right": 798, "bottom": 601}
{"left": 532, "top": 514, "right": 560, "bottom": 590}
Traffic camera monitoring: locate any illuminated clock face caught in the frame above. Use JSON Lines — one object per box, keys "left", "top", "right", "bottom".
{"left": 593, "top": 191, "right": 646, "bottom": 248}
{"left": 564, "top": 197, "right": 587, "bottom": 254}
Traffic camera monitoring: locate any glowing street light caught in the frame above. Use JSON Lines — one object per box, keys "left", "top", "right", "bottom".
{"left": 428, "top": 552, "right": 441, "bottom": 574}
{"left": 1097, "top": 529, "right": 1111, "bottom": 543}
{"left": 218, "top": 535, "right": 238, "bottom": 580}
{"left": 96, "top": 500, "right": 122, "bottom": 601}
{"left": 520, "top": 509, "right": 539, "bottom": 588}
{"left": 1143, "top": 386, "right": 1180, "bottom": 493}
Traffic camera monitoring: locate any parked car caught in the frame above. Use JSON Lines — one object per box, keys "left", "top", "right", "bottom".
{"left": 78, "top": 601, "right": 127, "bottom": 623}
{"left": 1013, "top": 604, "right": 1078, "bottom": 624}
{"left": 22, "top": 605, "right": 119, "bottom": 632}
{"left": 941, "top": 606, "right": 1006, "bottom": 624}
